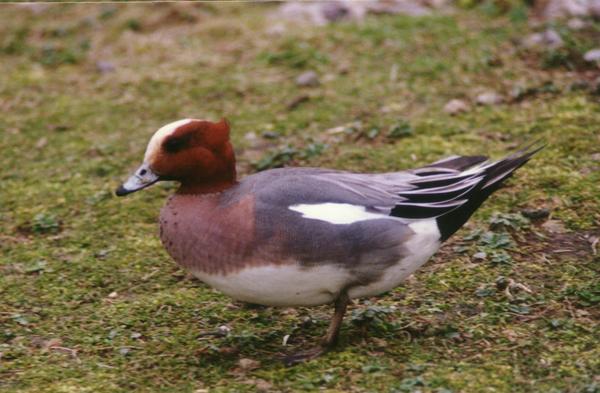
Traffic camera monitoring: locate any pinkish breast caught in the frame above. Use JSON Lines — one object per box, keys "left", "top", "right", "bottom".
{"left": 159, "top": 193, "right": 258, "bottom": 275}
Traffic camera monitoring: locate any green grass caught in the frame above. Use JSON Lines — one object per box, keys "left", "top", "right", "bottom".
{"left": 1, "top": 3, "right": 599, "bottom": 392}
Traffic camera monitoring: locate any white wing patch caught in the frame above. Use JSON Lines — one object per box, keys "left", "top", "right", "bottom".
{"left": 289, "top": 203, "right": 398, "bottom": 225}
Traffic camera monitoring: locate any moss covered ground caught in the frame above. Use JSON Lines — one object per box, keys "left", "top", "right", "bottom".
{"left": 1, "top": 3, "right": 599, "bottom": 392}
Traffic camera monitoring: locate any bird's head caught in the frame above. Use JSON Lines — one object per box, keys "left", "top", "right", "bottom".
{"left": 116, "top": 118, "right": 236, "bottom": 196}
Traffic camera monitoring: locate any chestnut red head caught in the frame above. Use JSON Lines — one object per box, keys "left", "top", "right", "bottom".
{"left": 116, "top": 118, "right": 236, "bottom": 196}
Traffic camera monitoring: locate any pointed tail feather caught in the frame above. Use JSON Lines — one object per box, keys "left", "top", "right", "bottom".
{"left": 390, "top": 141, "right": 544, "bottom": 241}
{"left": 435, "top": 141, "right": 544, "bottom": 241}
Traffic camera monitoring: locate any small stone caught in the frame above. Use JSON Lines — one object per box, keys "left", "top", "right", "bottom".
{"left": 35, "top": 137, "right": 48, "bottom": 149}
{"left": 522, "top": 29, "right": 563, "bottom": 49}
{"left": 238, "top": 358, "right": 261, "bottom": 371}
{"left": 476, "top": 91, "right": 504, "bottom": 106}
{"left": 371, "top": 337, "right": 388, "bottom": 348}
{"left": 521, "top": 208, "right": 550, "bottom": 220}
{"left": 95, "top": 61, "right": 115, "bottom": 74}
{"left": 337, "top": 63, "right": 350, "bottom": 74}
{"left": 443, "top": 99, "right": 470, "bottom": 115}
{"left": 261, "top": 131, "right": 280, "bottom": 139}
{"left": 495, "top": 276, "right": 509, "bottom": 291}
{"left": 326, "top": 125, "right": 346, "bottom": 134}
{"left": 254, "top": 379, "right": 273, "bottom": 392}
{"left": 473, "top": 252, "right": 487, "bottom": 261}
{"left": 583, "top": 48, "right": 600, "bottom": 63}
{"left": 287, "top": 94, "right": 310, "bottom": 110}
{"left": 590, "top": 153, "right": 600, "bottom": 161}
{"left": 322, "top": 2, "right": 350, "bottom": 21}
{"left": 567, "top": 18, "right": 586, "bottom": 29}
{"left": 95, "top": 249, "right": 110, "bottom": 259}
{"left": 542, "top": 219, "right": 566, "bottom": 234}
{"left": 107, "top": 291, "right": 118, "bottom": 299}
{"left": 218, "top": 325, "right": 231, "bottom": 335}
{"left": 244, "top": 132, "right": 257, "bottom": 142}
{"left": 295, "top": 71, "right": 320, "bottom": 87}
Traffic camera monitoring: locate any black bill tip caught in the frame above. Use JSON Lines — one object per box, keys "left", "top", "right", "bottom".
{"left": 115, "top": 184, "right": 133, "bottom": 197}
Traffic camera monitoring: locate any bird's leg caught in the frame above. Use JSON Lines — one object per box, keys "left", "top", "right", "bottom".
{"left": 283, "top": 292, "right": 351, "bottom": 366}
{"left": 321, "top": 291, "right": 350, "bottom": 348}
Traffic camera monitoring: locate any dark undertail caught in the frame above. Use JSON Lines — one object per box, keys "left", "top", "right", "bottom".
{"left": 436, "top": 142, "right": 544, "bottom": 241}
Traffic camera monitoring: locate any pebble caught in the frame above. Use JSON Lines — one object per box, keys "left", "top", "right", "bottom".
{"left": 287, "top": 94, "right": 310, "bottom": 110}
{"left": 322, "top": 2, "right": 350, "bottom": 22}
{"left": 476, "top": 91, "right": 504, "bottom": 106}
{"left": 567, "top": 18, "right": 586, "bottom": 29}
{"left": 95, "top": 60, "right": 115, "bottom": 74}
{"left": 238, "top": 358, "right": 261, "bottom": 371}
{"left": 296, "top": 71, "right": 320, "bottom": 87}
{"left": 35, "top": 137, "right": 48, "bottom": 149}
{"left": 542, "top": 219, "right": 566, "bottom": 234}
{"left": 254, "top": 379, "right": 273, "bottom": 392}
{"left": 473, "top": 252, "right": 487, "bottom": 261}
{"left": 521, "top": 208, "right": 550, "bottom": 220}
{"left": 522, "top": 29, "right": 563, "bottom": 49}
{"left": 443, "top": 99, "right": 470, "bottom": 115}
{"left": 583, "top": 48, "right": 600, "bottom": 63}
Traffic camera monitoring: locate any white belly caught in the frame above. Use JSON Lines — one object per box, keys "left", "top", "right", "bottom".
{"left": 190, "top": 264, "right": 353, "bottom": 306}
{"left": 189, "top": 220, "right": 441, "bottom": 306}
{"left": 349, "top": 220, "right": 441, "bottom": 298}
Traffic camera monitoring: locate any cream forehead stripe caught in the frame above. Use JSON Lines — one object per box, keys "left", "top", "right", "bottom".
{"left": 143, "top": 118, "right": 196, "bottom": 163}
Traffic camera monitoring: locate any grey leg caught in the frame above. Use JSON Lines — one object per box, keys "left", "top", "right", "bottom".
{"left": 283, "top": 291, "right": 351, "bottom": 366}
{"left": 321, "top": 291, "right": 350, "bottom": 348}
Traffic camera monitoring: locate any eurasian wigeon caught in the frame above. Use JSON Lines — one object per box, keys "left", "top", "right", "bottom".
{"left": 116, "top": 118, "right": 541, "bottom": 364}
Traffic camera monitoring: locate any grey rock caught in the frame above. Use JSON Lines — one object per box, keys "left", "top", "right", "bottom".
{"left": 473, "top": 252, "right": 487, "bottom": 260}
{"left": 542, "top": 219, "right": 566, "bottom": 234}
{"left": 476, "top": 91, "right": 504, "bottom": 106}
{"left": 543, "top": 0, "right": 589, "bottom": 19}
{"left": 296, "top": 71, "right": 320, "bottom": 87}
{"left": 583, "top": 48, "right": 600, "bottom": 62}
{"left": 322, "top": 1, "right": 350, "bottom": 21}
{"left": 275, "top": 0, "right": 446, "bottom": 26}
{"left": 523, "top": 29, "right": 563, "bottom": 49}
{"left": 368, "top": 0, "right": 431, "bottom": 16}
{"left": 567, "top": 18, "right": 586, "bottom": 29}
{"left": 95, "top": 60, "right": 115, "bottom": 74}
{"left": 521, "top": 208, "right": 550, "bottom": 220}
{"left": 443, "top": 99, "right": 470, "bottom": 115}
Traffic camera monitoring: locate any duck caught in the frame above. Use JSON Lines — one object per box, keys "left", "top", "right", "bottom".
{"left": 116, "top": 118, "right": 542, "bottom": 364}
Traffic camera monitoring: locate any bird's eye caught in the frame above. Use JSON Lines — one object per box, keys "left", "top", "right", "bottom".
{"left": 163, "top": 135, "right": 190, "bottom": 153}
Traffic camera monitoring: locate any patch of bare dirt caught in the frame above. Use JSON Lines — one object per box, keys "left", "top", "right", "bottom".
{"left": 522, "top": 225, "right": 599, "bottom": 260}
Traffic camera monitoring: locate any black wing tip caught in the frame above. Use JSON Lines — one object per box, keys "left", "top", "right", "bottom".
{"left": 425, "top": 155, "right": 488, "bottom": 171}
{"left": 508, "top": 139, "right": 546, "bottom": 159}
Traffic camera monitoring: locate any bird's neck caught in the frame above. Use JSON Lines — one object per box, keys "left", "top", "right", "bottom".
{"left": 177, "top": 177, "right": 237, "bottom": 195}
